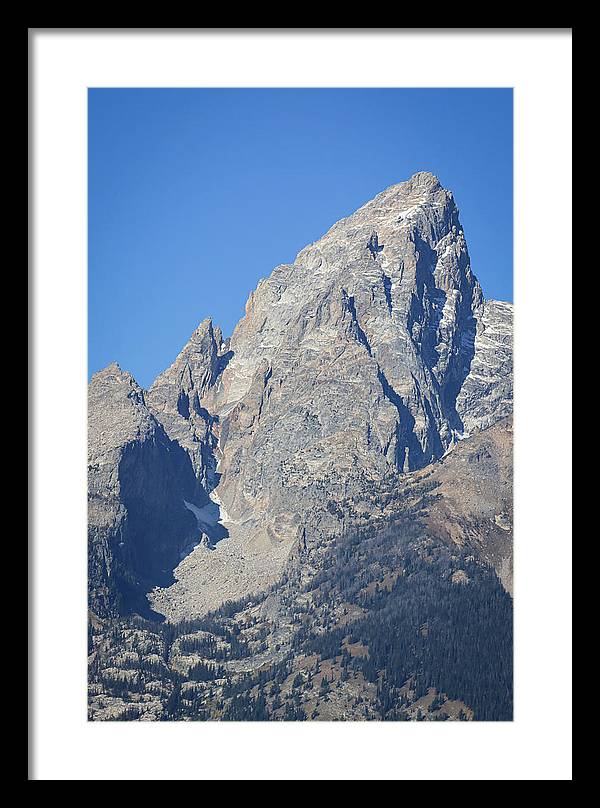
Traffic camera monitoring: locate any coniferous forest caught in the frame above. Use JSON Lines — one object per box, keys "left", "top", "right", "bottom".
{"left": 89, "top": 475, "right": 512, "bottom": 722}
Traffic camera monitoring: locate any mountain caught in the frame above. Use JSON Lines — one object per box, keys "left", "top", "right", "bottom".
{"left": 145, "top": 319, "right": 226, "bottom": 490}
{"left": 417, "top": 414, "right": 513, "bottom": 593}
{"left": 88, "top": 172, "right": 513, "bottom": 721}
{"left": 147, "top": 171, "right": 512, "bottom": 620}
{"left": 88, "top": 363, "right": 205, "bottom": 618}
{"left": 456, "top": 299, "right": 513, "bottom": 433}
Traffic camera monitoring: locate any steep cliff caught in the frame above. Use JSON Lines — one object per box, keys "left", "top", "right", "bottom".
{"left": 146, "top": 318, "right": 229, "bottom": 490}
{"left": 88, "top": 363, "right": 205, "bottom": 618}
{"left": 456, "top": 300, "right": 513, "bottom": 434}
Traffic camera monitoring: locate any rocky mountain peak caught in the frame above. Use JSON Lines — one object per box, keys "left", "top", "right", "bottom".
{"left": 190, "top": 316, "right": 222, "bottom": 348}
{"left": 89, "top": 169, "right": 514, "bottom": 726}
{"left": 204, "top": 173, "right": 486, "bottom": 490}
{"left": 145, "top": 315, "right": 229, "bottom": 487}
{"left": 90, "top": 172, "right": 513, "bottom": 623}
{"left": 88, "top": 362, "right": 204, "bottom": 618}
{"left": 88, "top": 362, "right": 153, "bottom": 456}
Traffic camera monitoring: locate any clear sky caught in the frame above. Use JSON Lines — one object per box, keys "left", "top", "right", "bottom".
{"left": 89, "top": 88, "right": 513, "bottom": 388}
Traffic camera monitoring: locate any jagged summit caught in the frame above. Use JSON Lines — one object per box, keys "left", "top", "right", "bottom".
{"left": 190, "top": 316, "right": 221, "bottom": 342}
{"left": 372, "top": 170, "right": 442, "bottom": 200}
{"left": 407, "top": 169, "right": 440, "bottom": 184}
{"left": 305, "top": 171, "right": 453, "bottom": 259}
{"left": 92, "top": 361, "right": 128, "bottom": 380}
{"left": 91, "top": 362, "right": 145, "bottom": 396}
{"left": 145, "top": 316, "right": 225, "bottom": 488}
{"left": 96, "top": 360, "right": 123, "bottom": 374}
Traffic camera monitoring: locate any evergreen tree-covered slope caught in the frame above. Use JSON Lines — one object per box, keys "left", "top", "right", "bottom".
{"left": 89, "top": 424, "right": 512, "bottom": 721}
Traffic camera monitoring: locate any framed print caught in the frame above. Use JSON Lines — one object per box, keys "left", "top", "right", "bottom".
{"left": 30, "top": 28, "right": 572, "bottom": 781}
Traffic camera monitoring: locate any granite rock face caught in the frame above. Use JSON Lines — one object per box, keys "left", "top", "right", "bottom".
{"left": 208, "top": 172, "right": 484, "bottom": 496}
{"left": 456, "top": 300, "right": 513, "bottom": 434}
{"left": 146, "top": 318, "right": 229, "bottom": 490}
{"left": 89, "top": 172, "right": 513, "bottom": 621}
{"left": 88, "top": 363, "right": 205, "bottom": 618}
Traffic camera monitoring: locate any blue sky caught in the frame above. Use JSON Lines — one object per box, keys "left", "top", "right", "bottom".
{"left": 89, "top": 88, "right": 512, "bottom": 388}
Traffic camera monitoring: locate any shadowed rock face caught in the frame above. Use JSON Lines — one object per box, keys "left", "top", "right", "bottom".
{"left": 89, "top": 172, "right": 513, "bottom": 620}
{"left": 146, "top": 318, "right": 227, "bottom": 491}
{"left": 87, "top": 364, "right": 205, "bottom": 618}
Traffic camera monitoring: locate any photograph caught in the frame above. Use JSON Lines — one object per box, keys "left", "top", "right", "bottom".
{"left": 87, "top": 87, "right": 514, "bottom": 722}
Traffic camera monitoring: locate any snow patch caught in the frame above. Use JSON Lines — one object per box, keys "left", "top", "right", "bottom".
{"left": 183, "top": 498, "right": 221, "bottom": 527}
{"left": 208, "top": 490, "right": 233, "bottom": 524}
